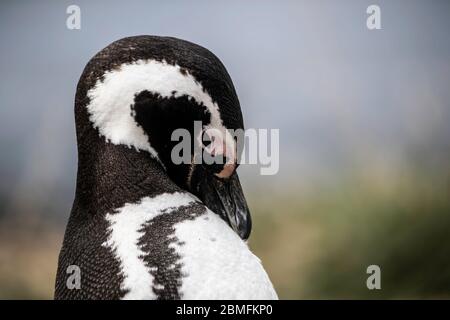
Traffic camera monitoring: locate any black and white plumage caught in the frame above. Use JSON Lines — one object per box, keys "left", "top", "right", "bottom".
{"left": 54, "top": 36, "right": 277, "bottom": 300}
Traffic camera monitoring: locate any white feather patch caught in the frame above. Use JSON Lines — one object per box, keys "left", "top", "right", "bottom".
{"left": 103, "top": 192, "right": 197, "bottom": 300}
{"left": 86, "top": 59, "right": 226, "bottom": 158}
{"left": 171, "top": 209, "right": 279, "bottom": 300}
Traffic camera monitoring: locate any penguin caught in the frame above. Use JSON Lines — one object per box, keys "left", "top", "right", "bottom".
{"left": 54, "top": 35, "right": 278, "bottom": 300}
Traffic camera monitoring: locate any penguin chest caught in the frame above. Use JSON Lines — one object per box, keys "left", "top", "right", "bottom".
{"left": 103, "top": 192, "right": 277, "bottom": 300}
{"left": 171, "top": 209, "right": 278, "bottom": 300}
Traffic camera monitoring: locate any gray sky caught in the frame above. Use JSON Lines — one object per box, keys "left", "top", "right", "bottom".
{"left": 1, "top": 0, "right": 449, "bottom": 219}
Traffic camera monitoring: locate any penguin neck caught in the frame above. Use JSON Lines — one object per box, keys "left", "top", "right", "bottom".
{"left": 74, "top": 138, "right": 180, "bottom": 217}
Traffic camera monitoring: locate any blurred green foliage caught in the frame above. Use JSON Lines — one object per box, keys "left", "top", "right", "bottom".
{"left": 249, "top": 169, "right": 450, "bottom": 299}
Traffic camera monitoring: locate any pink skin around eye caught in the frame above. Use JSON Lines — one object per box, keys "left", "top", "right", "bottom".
{"left": 202, "top": 128, "right": 236, "bottom": 179}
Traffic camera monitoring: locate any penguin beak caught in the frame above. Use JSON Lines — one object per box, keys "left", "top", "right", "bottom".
{"left": 194, "top": 170, "right": 252, "bottom": 240}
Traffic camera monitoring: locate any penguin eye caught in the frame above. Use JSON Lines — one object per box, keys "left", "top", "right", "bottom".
{"left": 202, "top": 140, "right": 212, "bottom": 148}
{"left": 202, "top": 131, "right": 213, "bottom": 148}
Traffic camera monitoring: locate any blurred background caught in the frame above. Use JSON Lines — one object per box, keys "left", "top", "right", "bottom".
{"left": 1, "top": 0, "right": 449, "bottom": 299}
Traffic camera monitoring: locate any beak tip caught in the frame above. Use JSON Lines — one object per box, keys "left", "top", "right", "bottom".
{"left": 195, "top": 169, "right": 252, "bottom": 240}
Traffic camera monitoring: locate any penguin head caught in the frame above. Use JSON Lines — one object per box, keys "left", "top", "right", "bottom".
{"left": 79, "top": 36, "right": 251, "bottom": 239}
